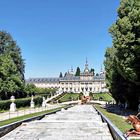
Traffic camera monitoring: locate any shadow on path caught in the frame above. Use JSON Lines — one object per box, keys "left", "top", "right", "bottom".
{"left": 106, "top": 105, "right": 137, "bottom": 117}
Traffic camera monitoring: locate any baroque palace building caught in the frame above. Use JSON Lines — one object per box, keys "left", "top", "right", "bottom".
{"left": 26, "top": 61, "right": 108, "bottom": 95}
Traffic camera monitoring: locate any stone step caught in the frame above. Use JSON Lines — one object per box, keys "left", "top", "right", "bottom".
{"left": 1, "top": 105, "right": 113, "bottom": 140}
{"left": 42, "top": 117, "right": 102, "bottom": 121}
{"left": 38, "top": 135, "right": 113, "bottom": 140}
{"left": 42, "top": 130, "right": 111, "bottom": 135}
{"left": 44, "top": 113, "right": 102, "bottom": 120}
{"left": 24, "top": 122, "right": 109, "bottom": 130}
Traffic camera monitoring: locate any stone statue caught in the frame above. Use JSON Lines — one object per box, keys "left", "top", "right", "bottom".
{"left": 42, "top": 97, "right": 46, "bottom": 107}
{"left": 125, "top": 115, "right": 140, "bottom": 137}
{"left": 10, "top": 96, "right": 16, "bottom": 112}
{"left": 30, "top": 95, "right": 35, "bottom": 108}
{"left": 80, "top": 95, "right": 91, "bottom": 104}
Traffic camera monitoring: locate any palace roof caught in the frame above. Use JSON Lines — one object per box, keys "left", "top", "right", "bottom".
{"left": 26, "top": 74, "right": 105, "bottom": 83}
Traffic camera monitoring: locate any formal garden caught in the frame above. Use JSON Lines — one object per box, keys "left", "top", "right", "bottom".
{"left": 57, "top": 92, "right": 113, "bottom": 103}
{"left": 0, "top": 87, "right": 56, "bottom": 111}
{"left": 0, "top": 0, "right": 140, "bottom": 139}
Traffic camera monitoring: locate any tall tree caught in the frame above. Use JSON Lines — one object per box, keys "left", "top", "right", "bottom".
{"left": 59, "top": 72, "right": 63, "bottom": 78}
{"left": 75, "top": 67, "right": 81, "bottom": 76}
{"left": 64, "top": 72, "right": 67, "bottom": 77}
{"left": 96, "top": 73, "right": 99, "bottom": 76}
{"left": 105, "top": 0, "right": 140, "bottom": 109}
{"left": 109, "top": 0, "right": 140, "bottom": 85}
{"left": 0, "top": 31, "right": 25, "bottom": 99}
{"left": 90, "top": 68, "right": 95, "bottom": 75}
{"left": 104, "top": 48, "right": 127, "bottom": 104}
{"left": 0, "top": 54, "right": 23, "bottom": 99}
{"left": 0, "top": 31, "right": 25, "bottom": 80}
{"left": 24, "top": 83, "right": 36, "bottom": 96}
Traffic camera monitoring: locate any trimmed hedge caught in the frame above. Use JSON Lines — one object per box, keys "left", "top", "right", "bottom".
{"left": 0, "top": 96, "right": 43, "bottom": 110}
{"left": 0, "top": 100, "right": 11, "bottom": 110}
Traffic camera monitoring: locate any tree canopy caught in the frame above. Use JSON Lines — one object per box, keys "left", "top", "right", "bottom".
{"left": 75, "top": 67, "right": 81, "bottom": 76}
{"left": 59, "top": 72, "right": 63, "bottom": 78}
{"left": 0, "top": 31, "right": 25, "bottom": 100}
{"left": 104, "top": 0, "right": 140, "bottom": 109}
{"left": 90, "top": 68, "right": 95, "bottom": 75}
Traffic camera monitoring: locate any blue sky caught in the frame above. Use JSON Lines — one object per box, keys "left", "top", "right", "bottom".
{"left": 0, "top": 0, "right": 119, "bottom": 78}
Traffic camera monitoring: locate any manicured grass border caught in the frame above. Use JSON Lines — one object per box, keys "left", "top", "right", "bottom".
{"left": 58, "top": 93, "right": 80, "bottom": 102}
{"left": 0, "top": 106, "right": 68, "bottom": 127}
{"left": 95, "top": 104, "right": 132, "bottom": 133}
{"left": 92, "top": 93, "right": 113, "bottom": 102}
{"left": 57, "top": 92, "right": 114, "bottom": 103}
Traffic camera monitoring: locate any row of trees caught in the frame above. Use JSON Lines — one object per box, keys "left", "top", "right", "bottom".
{"left": 25, "top": 83, "right": 56, "bottom": 97}
{"left": 104, "top": 0, "right": 140, "bottom": 109}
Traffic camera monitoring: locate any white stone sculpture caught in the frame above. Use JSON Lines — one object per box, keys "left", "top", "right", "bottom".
{"left": 10, "top": 96, "right": 16, "bottom": 112}
{"left": 30, "top": 95, "right": 35, "bottom": 108}
{"left": 42, "top": 97, "right": 46, "bottom": 107}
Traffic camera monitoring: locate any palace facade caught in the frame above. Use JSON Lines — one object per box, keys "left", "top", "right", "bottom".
{"left": 26, "top": 62, "right": 108, "bottom": 95}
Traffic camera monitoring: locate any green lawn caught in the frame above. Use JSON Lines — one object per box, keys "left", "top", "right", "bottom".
{"left": 0, "top": 106, "right": 39, "bottom": 113}
{"left": 0, "top": 106, "right": 66, "bottom": 127}
{"left": 58, "top": 93, "right": 80, "bottom": 102}
{"left": 92, "top": 93, "right": 113, "bottom": 102}
{"left": 95, "top": 105, "right": 132, "bottom": 133}
{"left": 58, "top": 92, "right": 114, "bottom": 103}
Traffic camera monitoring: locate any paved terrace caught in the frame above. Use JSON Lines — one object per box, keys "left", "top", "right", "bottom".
{"left": 0, "top": 104, "right": 63, "bottom": 121}
{"left": 1, "top": 105, "right": 113, "bottom": 140}
{"left": 0, "top": 91, "right": 64, "bottom": 121}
